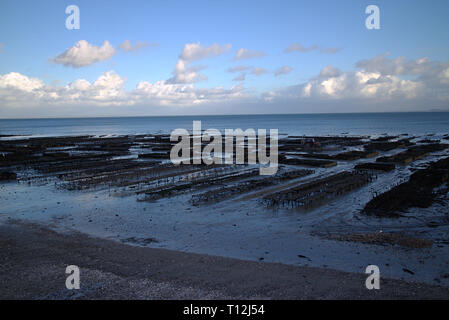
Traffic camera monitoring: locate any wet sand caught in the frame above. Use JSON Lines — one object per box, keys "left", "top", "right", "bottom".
{"left": 1, "top": 221, "right": 448, "bottom": 300}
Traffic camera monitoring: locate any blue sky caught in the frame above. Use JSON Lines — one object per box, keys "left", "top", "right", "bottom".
{"left": 1, "top": 0, "right": 449, "bottom": 117}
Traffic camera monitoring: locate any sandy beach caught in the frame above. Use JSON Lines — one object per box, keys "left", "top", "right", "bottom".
{"left": 1, "top": 221, "right": 448, "bottom": 300}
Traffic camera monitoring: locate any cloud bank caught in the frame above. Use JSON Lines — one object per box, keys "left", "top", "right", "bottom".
{"left": 2, "top": 53, "right": 449, "bottom": 117}
{"left": 0, "top": 70, "right": 247, "bottom": 109}
{"left": 233, "top": 48, "right": 266, "bottom": 60}
{"left": 262, "top": 54, "right": 449, "bottom": 112}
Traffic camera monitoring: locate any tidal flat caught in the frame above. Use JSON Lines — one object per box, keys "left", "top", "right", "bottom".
{"left": 1, "top": 132, "right": 449, "bottom": 298}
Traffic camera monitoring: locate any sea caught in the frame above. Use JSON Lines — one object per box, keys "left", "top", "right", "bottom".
{"left": 1, "top": 112, "right": 449, "bottom": 138}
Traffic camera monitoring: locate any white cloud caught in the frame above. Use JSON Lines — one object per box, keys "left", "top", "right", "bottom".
{"left": 228, "top": 66, "right": 267, "bottom": 81}
{"left": 51, "top": 40, "right": 117, "bottom": 68}
{"left": 274, "top": 66, "right": 292, "bottom": 76}
{"left": 135, "top": 81, "right": 245, "bottom": 106}
{"left": 284, "top": 43, "right": 318, "bottom": 53}
{"left": 169, "top": 59, "right": 208, "bottom": 84}
{"left": 168, "top": 42, "right": 231, "bottom": 84}
{"left": 284, "top": 43, "right": 340, "bottom": 54}
{"left": 0, "top": 70, "right": 248, "bottom": 108}
{"left": 233, "top": 73, "right": 246, "bottom": 82}
{"left": 251, "top": 67, "right": 268, "bottom": 76}
{"left": 0, "top": 72, "right": 44, "bottom": 92}
{"left": 355, "top": 54, "right": 434, "bottom": 76}
{"left": 179, "top": 42, "right": 231, "bottom": 62}
{"left": 276, "top": 57, "right": 437, "bottom": 101}
{"left": 90, "top": 71, "right": 127, "bottom": 102}
{"left": 0, "top": 71, "right": 128, "bottom": 107}
{"left": 233, "top": 48, "right": 265, "bottom": 60}
{"left": 118, "top": 40, "right": 157, "bottom": 52}
{"left": 320, "top": 47, "right": 341, "bottom": 54}
{"left": 227, "top": 65, "right": 252, "bottom": 73}
{"left": 67, "top": 79, "right": 91, "bottom": 91}
{"left": 319, "top": 65, "right": 341, "bottom": 78}
{"left": 299, "top": 68, "right": 423, "bottom": 100}
{"left": 354, "top": 54, "right": 449, "bottom": 97}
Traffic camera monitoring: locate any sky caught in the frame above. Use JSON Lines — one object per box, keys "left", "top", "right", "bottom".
{"left": 1, "top": 0, "right": 449, "bottom": 118}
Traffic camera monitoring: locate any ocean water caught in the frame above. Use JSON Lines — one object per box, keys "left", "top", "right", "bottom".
{"left": 1, "top": 112, "right": 449, "bottom": 138}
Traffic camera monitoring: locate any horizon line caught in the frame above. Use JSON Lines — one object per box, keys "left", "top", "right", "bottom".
{"left": 2, "top": 109, "right": 449, "bottom": 121}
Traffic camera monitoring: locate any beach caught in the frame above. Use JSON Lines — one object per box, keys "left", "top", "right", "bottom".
{"left": 1, "top": 114, "right": 449, "bottom": 299}
{"left": 1, "top": 221, "right": 448, "bottom": 300}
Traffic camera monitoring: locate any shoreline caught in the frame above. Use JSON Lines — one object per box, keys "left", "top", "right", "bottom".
{"left": 1, "top": 221, "right": 448, "bottom": 300}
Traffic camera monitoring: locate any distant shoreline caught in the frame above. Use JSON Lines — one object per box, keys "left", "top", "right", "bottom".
{"left": 1, "top": 110, "right": 449, "bottom": 121}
